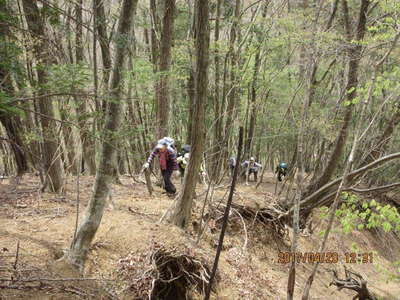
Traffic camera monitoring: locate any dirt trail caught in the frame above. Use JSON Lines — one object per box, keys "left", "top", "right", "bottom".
{"left": 0, "top": 173, "right": 399, "bottom": 299}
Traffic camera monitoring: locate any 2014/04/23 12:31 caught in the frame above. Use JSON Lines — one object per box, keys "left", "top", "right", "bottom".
{"left": 277, "top": 252, "right": 373, "bottom": 264}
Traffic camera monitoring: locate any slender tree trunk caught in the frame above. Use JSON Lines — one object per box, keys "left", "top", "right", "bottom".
{"left": 211, "top": 0, "right": 223, "bottom": 182}
{"left": 65, "top": 0, "right": 138, "bottom": 269}
{"left": 186, "top": 69, "right": 195, "bottom": 144}
{"left": 220, "top": 0, "right": 241, "bottom": 168}
{"left": 149, "top": 0, "right": 160, "bottom": 68}
{"left": 185, "top": 0, "right": 196, "bottom": 144}
{"left": 71, "top": 0, "right": 96, "bottom": 175}
{"left": 244, "top": 3, "right": 267, "bottom": 158}
{"left": 156, "top": 0, "right": 176, "bottom": 138}
{"left": 94, "top": 0, "right": 112, "bottom": 116}
{"left": 22, "top": 0, "right": 64, "bottom": 192}
{"left": 167, "top": 0, "right": 209, "bottom": 228}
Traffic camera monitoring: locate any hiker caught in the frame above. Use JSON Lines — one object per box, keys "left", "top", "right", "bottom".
{"left": 275, "top": 162, "right": 288, "bottom": 182}
{"left": 241, "top": 157, "right": 262, "bottom": 182}
{"left": 177, "top": 152, "right": 190, "bottom": 181}
{"left": 228, "top": 157, "right": 236, "bottom": 177}
{"left": 177, "top": 144, "right": 191, "bottom": 180}
{"left": 177, "top": 152, "right": 207, "bottom": 184}
{"left": 178, "top": 144, "right": 191, "bottom": 157}
{"left": 143, "top": 138, "right": 178, "bottom": 196}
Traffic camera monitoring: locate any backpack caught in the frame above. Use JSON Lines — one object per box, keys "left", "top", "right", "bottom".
{"left": 279, "top": 162, "right": 288, "bottom": 169}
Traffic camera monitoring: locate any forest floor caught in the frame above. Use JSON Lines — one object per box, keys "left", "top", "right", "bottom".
{"left": 0, "top": 172, "right": 399, "bottom": 300}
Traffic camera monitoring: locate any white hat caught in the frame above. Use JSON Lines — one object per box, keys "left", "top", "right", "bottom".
{"left": 163, "top": 137, "right": 174, "bottom": 146}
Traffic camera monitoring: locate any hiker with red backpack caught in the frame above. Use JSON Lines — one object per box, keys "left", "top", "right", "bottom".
{"left": 143, "top": 137, "right": 178, "bottom": 196}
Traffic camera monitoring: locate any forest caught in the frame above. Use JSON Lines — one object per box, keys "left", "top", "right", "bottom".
{"left": 0, "top": 0, "right": 400, "bottom": 299}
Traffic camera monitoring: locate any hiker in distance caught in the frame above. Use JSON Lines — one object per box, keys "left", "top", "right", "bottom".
{"left": 143, "top": 138, "right": 178, "bottom": 197}
{"left": 241, "top": 157, "right": 262, "bottom": 183}
{"left": 275, "top": 162, "right": 288, "bottom": 182}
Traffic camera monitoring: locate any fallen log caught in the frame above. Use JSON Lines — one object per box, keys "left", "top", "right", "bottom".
{"left": 299, "top": 152, "right": 400, "bottom": 210}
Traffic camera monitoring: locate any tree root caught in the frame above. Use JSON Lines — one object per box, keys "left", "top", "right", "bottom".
{"left": 209, "top": 202, "right": 288, "bottom": 238}
{"left": 119, "top": 244, "right": 216, "bottom": 300}
{"left": 330, "top": 266, "right": 377, "bottom": 300}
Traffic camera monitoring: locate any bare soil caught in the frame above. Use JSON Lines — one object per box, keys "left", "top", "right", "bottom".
{"left": 0, "top": 172, "right": 399, "bottom": 299}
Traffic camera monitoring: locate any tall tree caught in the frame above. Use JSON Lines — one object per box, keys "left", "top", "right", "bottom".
{"left": 73, "top": 0, "right": 97, "bottom": 175}
{"left": 65, "top": 0, "right": 138, "bottom": 269}
{"left": 220, "top": 0, "right": 241, "bottom": 174}
{"left": 156, "top": 0, "right": 176, "bottom": 138}
{"left": 210, "top": 0, "right": 223, "bottom": 182}
{"left": 22, "top": 0, "right": 64, "bottom": 192}
{"left": 244, "top": 2, "right": 268, "bottom": 159}
{"left": 168, "top": 0, "right": 209, "bottom": 228}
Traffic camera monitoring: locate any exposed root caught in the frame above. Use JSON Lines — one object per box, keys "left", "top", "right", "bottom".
{"left": 118, "top": 243, "right": 216, "bottom": 300}
{"left": 210, "top": 202, "right": 288, "bottom": 238}
{"left": 330, "top": 266, "right": 377, "bottom": 300}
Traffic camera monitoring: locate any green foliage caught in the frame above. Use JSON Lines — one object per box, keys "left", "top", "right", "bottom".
{"left": 40, "top": 5, "right": 61, "bottom": 26}
{"left": 322, "top": 193, "right": 400, "bottom": 234}
{"left": 0, "top": 90, "right": 23, "bottom": 116}
{"left": 45, "top": 63, "right": 91, "bottom": 93}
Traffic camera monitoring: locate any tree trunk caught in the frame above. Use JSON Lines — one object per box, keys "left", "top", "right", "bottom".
{"left": 73, "top": 0, "right": 96, "bottom": 175}
{"left": 244, "top": 3, "right": 267, "bottom": 158}
{"left": 94, "top": 0, "right": 112, "bottom": 93}
{"left": 22, "top": 0, "right": 64, "bottom": 193}
{"left": 167, "top": 0, "right": 209, "bottom": 228}
{"left": 0, "top": 4, "right": 28, "bottom": 176}
{"left": 156, "top": 0, "right": 176, "bottom": 139}
{"left": 0, "top": 115, "right": 28, "bottom": 176}
{"left": 210, "top": 0, "right": 223, "bottom": 182}
{"left": 65, "top": 0, "right": 138, "bottom": 269}
{"left": 149, "top": 0, "right": 161, "bottom": 68}
{"left": 186, "top": 69, "right": 195, "bottom": 144}
{"left": 220, "top": 0, "right": 241, "bottom": 170}
{"left": 304, "top": 0, "right": 370, "bottom": 198}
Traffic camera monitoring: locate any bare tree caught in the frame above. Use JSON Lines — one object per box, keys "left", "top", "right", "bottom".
{"left": 64, "top": 0, "right": 138, "bottom": 269}
{"left": 167, "top": 0, "right": 209, "bottom": 228}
